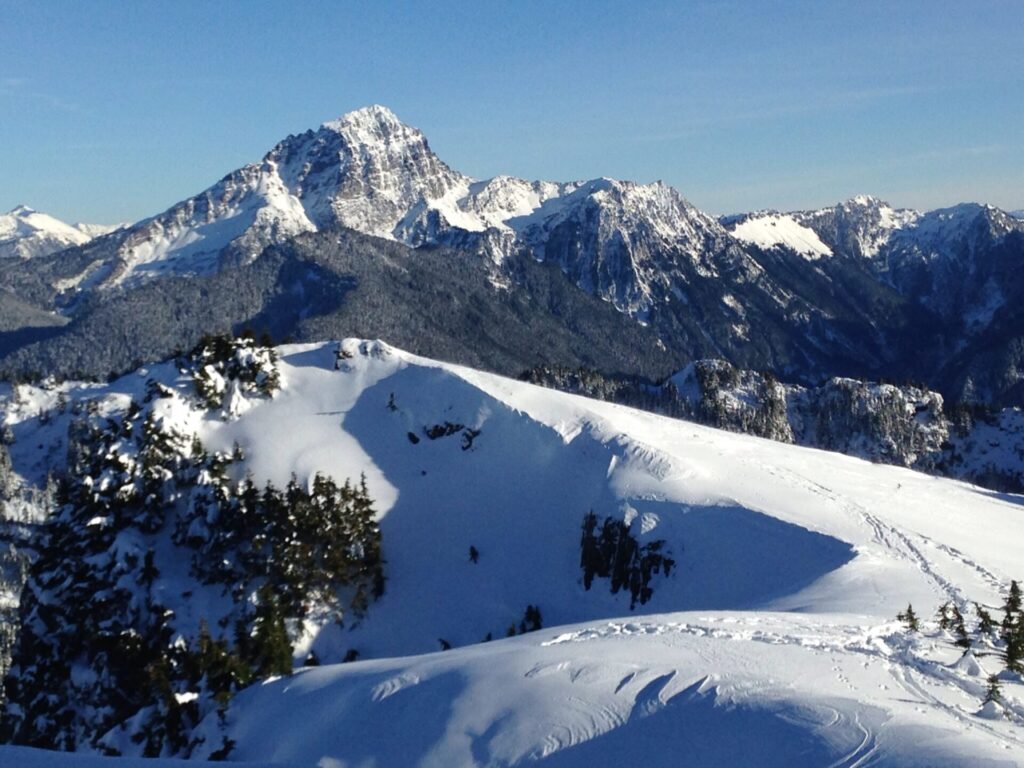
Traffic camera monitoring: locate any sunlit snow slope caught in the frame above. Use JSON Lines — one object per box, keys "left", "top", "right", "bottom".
{"left": 3, "top": 340, "right": 1024, "bottom": 766}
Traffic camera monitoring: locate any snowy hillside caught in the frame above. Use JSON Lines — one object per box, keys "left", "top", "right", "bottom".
{"left": 2, "top": 339, "right": 1024, "bottom": 765}
{"left": 0, "top": 205, "right": 119, "bottom": 260}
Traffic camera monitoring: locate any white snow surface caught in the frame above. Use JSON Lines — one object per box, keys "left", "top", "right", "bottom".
{"left": 729, "top": 213, "right": 833, "bottom": 259}
{"left": 3, "top": 340, "right": 1024, "bottom": 766}
{"left": 0, "top": 205, "right": 119, "bottom": 260}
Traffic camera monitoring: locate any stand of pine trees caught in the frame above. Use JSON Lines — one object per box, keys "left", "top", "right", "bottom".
{"left": 186, "top": 333, "right": 280, "bottom": 410}
{"left": 897, "top": 580, "right": 1024, "bottom": 709}
{"left": 579, "top": 511, "right": 675, "bottom": 609}
{"left": 0, "top": 340, "right": 384, "bottom": 756}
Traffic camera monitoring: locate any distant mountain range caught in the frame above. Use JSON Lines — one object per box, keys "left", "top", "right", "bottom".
{"left": 0, "top": 205, "right": 120, "bottom": 261}
{"left": 2, "top": 106, "right": 1024, "bottom": 408}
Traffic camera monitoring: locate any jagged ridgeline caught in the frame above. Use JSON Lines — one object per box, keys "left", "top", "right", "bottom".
{"left": 1, "top": 334, "right": 383, "bottom": 757}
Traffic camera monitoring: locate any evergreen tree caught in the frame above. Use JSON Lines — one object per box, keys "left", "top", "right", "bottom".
{"left": 897, "top": 604, "right": 920, "bottom": 632}
{"left": 1001, "top": 580, "right": 1022, "bottom": 641}
{"left": 1005, "top": 580, "right": 1022, "bottom": 614}
{"left": 999, "top": 580, "right": 1023, "bottom": 675}
{"left": 578, "top": 512, "right": 674, "bottom": 608}
{"left": 983, "top": 674, "right": 1002, "bottom": 705}
{"left": 523, "top": 605, "right": 543, "bottom": 632}
{"left": 2, "top": 389, "right": 385, "bottom": 755}
{"left": 247, "top": 585, "right": 292, "bottom": 678}
{"left": 936, "top": 601, "right": 955, "bottom": 631}
{"left": 975, "top": 603, "right": 996, "bottom": 636}
{"left": 579, "top": 511, "right": 602, "bottom": 590}
{"left": 1002, "top": 622, "right": 1024, "bottom": 675}
{"left": 950, "top": 604, "right": 971, "bottom": 649}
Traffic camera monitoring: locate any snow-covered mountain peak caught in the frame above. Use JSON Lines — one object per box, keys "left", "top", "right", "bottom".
{"left": 268, "top": 105, "right": 472, "bottom": 242}
{"left": 889, "top": 202, "right": 1023, "bottom": 260}
{"left": 0, "top": 205, "right": 116, "bottom": 260}
{"left": 2, "top": 205, "right": 83, "bottom": 240}
{"left": 23, "top": 104, "right": 760, "bottom": 310}
{"left": 321, "top": 104, "right": 407, "bottom": 137}
{"left": 843, "top": 193, "right": 888, "bottom": 209}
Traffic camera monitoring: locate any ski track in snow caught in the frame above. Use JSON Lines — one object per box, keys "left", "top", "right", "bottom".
{"left": 761, "top": 463, "right": 1003, "bottom": 610}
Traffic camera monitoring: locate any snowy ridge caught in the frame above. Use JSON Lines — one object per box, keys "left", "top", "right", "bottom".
{"left": 888, "top": 203, "right": 1023, "bottom": 260}
{"left": 724, "top": 196, "right": 1024, "bottom": 271}
{"left": 0, "top": 205, "right": 119, "bottom": 260}
{"left": 24, "top": 106, "right": 1023, "bottom": 345}
{"left": 2, "top": 340, "right": 1024, "bottom": 765}
{"left": 723, "top": 196, "right": 922, "bottom": 261}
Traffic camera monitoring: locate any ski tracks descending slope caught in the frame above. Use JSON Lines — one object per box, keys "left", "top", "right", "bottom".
{"left": 758, "top": 463, "right": 1006, "bottom": 611}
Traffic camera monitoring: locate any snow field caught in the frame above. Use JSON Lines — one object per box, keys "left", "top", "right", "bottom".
{"left": 2, "top": 338, "right": 1024, "bottom": 765}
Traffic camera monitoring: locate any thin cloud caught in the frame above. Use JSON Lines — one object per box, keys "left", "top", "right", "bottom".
{"left": 625, "top": 84, "right": 944, "bottom": 143}
{"left": 0, "top": 76, "right": 79, "bottom": 112}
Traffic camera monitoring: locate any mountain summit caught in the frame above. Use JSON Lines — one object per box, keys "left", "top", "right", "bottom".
{"left": 0, "top": 205, "right": 118, "bottom": 260}
{"left": 50, "top": 106, "right": 730, "bottom": 310}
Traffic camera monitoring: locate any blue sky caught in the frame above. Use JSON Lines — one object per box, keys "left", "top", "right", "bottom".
{"left": 1, "top": 0, "right": 1021, "bottom": 224}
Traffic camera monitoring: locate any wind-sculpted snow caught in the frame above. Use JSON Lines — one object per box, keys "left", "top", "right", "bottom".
{"left": 2, "top": 340, "right": 1024, "bottom": 765}
{"left": 212, "top": 611, "right": 1023, "bottom": 766}
{"left": 303, "top": 363, "right": 853, "bottom": 658}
